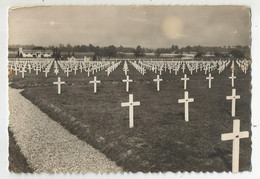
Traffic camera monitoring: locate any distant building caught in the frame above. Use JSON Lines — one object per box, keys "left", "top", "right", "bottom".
{"left": 204, "top": 52, "right": 215, "bottom": 57}
{"left": 182, "top": 51, "right": 197, "bottom": 58}
{"left": 18, "top": 47, "right": 53, "bottom": 58}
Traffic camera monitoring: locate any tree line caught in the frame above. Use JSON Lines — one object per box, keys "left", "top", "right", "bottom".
{"left": 9, "top": 44, "right": 251, "bottom": 60}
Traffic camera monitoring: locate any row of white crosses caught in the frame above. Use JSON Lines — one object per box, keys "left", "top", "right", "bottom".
{"left": 130, "top": 61, "right": 146, "bottom": 75}
{"left": 9, "top": 59, "right": 54, "bottom": 78}
{"left": 57, "top": 60, "right": 113, "bottom": 77}
{"left": 179, "top": 73, "right": 194, "bottom": 122}
{"left": 52, "top": 61, "right": 121, "bottom": 94}
{"left": 138, "top": 60, "right": 229, "bottom": 76}
{"left": 121, "top": 62, "right": 140, "bottom": 128}
{"left": 53, "top": 75, "right": 102, "bottom": 94}
{"left": 123, "top": 61, "right": 129, "bottom": 76}
{"left": 236, "top": 59, "right": 251, "bottom": 74}
{"left": 9, "top": 58, "right": 239, "bottom": 79}
{"left": 221, "top": 61, "right": 249, "bottom": 173}
{"left": 105, "top": 61, "right": 122, "bottom": 76}
{"left": 51, "top": 59, "right": 248, "bottom": 173}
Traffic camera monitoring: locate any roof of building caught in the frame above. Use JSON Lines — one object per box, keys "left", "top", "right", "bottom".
{"left": 22, "top": 49, "right": 53, "bottom": 53}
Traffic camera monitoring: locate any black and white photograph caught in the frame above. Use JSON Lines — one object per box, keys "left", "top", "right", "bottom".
{"left": 4, "top": 3, "right": 258, "bottom": 176}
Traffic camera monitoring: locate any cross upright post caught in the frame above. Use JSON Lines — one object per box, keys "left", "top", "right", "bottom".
{"left": 53, "top": 77, "right": 65, "bottom": 94}
{"left": 221, "top": 119, "right": 249, "bottom": 173}
{"left": 181, "top": 74, "right": 190, "bottom": 90}
{"left": 121, "top": 94, "right": 140, "bottom": 128}
{"left": 153, "top": 75, "right": 163, "bottom": 91}
{"left": 226, "top": 88, "right": 240, "bottom": 117}
{"left": 122, "top": 75, "right": 133, "bottom": 92}
{"left": 90, "top": 76, "right": 101, "bottom": 93}
{"left": 178, "top": 91, "right": 194, "bottom": 122}
{"left": 229, "top": 72, "right": 236, "bottom": 87}
{"left": 206, "top": 73, "right": 214, "bottom": 88}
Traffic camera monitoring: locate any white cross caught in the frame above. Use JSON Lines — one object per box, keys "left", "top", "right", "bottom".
{"left": 158, "top": 67, "right": 163, "bottom": 75}
{"left": 221, "top": 119, "right": 249, "bottom": 173}
{"left": 121, "top": 94, "right": 140, "bottom": 128}
{"left": 122, "top": 75, "right": 133, "bottom": 92}
{"left": 28, "top": 65, "right": 32, "bottom": 73}
{"left": 230, "top": 60, "right": 235, "bottom": 72}
{"left": 174, "top": 68, "right": 178, "bottom": 75}
{"left": 226, "top": 88, "right": 240, "bottom": 117}
{"left": 43, "top": 68, "right": 49, "bottom": 78}
{"left": 178, "top": 91, "right": 194, "bottom": 122}
{"left": 90, "top": 76, "right": 101, "bottom": 93}
{"left": 206, "top": 73, "right": 214, "bottom": 88}
{"left": 35, "top": 67, "right": 39, "bottom": 75}
{"left": 74, "top": 66, "right": 78, "bottom": 75}
{"left": 54, "top": 68, "right": 59, "bottom": 75}
{"left": 53, "top": 77, "right": 65, "bottom": 94}
{"left": 14, "top": 66, "right": 18, "bottom": 75}
{"left": 153, "top": 75, "right": 163, "bottom": 91}
{"left": 154, "top": 66, "right": 157, "bottom": 73}
{"left": 65, "top": 68, "right": 70, "bottom": 77}
{"left": 86, "top": 68, "right": 91, "bottom": 77}
{"left": 79, "top": 65, "right": 83, "bottom": 73}
{"left": 182, "top": 64, "right": 185, "bottom": 73}
{"left": 105, "top": 68, "right": 111, "bottom": 76}
{"left": 123, "top": 68, "right": 129, "bottom": 76}
{"left": 190, "top": 68, "right": 194, "bottom": 75}
{"left": 20, "top": 67, "right": 27, "bottom": 78}
{"left": 181, "top": 74, "right": 189, "bottom": 90}
{"left": 229, "top": 72, "right": 236, "bottom": 87}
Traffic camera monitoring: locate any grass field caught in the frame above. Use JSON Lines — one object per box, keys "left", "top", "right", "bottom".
{"left": 9, "top": 60, "right": 252, "bottom": 172}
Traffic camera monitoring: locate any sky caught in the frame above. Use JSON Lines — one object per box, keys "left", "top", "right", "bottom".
{"left": 9, "top": 5, "right": 251, "bottom": 48}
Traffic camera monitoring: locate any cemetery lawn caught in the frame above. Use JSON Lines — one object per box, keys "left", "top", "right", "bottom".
{"left": 9, "top": 61, "right": 252, "bottom": 172}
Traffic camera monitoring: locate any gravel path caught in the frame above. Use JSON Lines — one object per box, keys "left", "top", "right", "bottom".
{"left": 8, "top": 87, "right": 123, "bottom": 173}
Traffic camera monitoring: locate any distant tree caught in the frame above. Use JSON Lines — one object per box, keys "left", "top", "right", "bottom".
{"left": 33, "top": 46, "right": 45, "bottom": 51}
{"left": 103, "top": 45, "right": 117, "bottom": 58}
{"left": 133, "top": 45, "right": 145, "bottom": 58}
{"left": 229, "top": 49, "right": 244, "bottom": 58}
{"left": 154, "top": 48, "right": 163, "bottom": 58}
{"left": 195, "top": 52, "right": 204, "bottom": 58}
{"left": 171, "top": 45, "right": 179, "bottom": 52}
{"left": 93, "top": 54, "right": 97, "bottom": 61}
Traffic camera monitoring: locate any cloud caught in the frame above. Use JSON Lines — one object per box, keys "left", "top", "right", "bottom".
{"left": 161, "top": 16, "right": 185, "bottom": 39}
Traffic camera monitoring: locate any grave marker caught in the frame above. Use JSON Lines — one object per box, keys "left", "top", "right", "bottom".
{"left": 153, "top": 75, "right": 163, "bottom": 91}
{"left": 20, "top": 67, "right": 27, "bottom": 78}
{"left": 226, "top": 89, "right": 240, "bottom": 117}
{"left": 90, "top": 76, "right": 101, "bottom": 93}
{"left": 122, "top": 75, "right": 133, "bottom": 92}
{"left": 229, "top": 72, "right": 236, "bottom": 87}
{"left": 221, "top": 119, "right": 249, "bottom": 173}
{"left": 121, "top": 94, "right": 140, "bottom": 128}
{"left": 181, "top": 74, "right": 189, "bottom": 90}
{"left": 178, "top": 91, "right": 194, "bottom": 122}
{"left": 206, "top": 73, "right": 214, "bottom": 88}
{"left": 53, "top": 77, "right": 65, "bottom": 94}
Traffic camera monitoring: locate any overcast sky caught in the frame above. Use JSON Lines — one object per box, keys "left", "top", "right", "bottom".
{"left": 9, "top": 6, "right": 251, "bottom": 48}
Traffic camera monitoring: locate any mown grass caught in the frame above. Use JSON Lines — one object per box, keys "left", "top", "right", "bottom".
{"left": 9, "top": 60, "right": 252, "bottom": 172}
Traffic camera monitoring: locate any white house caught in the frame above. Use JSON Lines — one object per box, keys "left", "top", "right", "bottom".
{"left": 18, "top": 47, "right": 53, "bottom": 58}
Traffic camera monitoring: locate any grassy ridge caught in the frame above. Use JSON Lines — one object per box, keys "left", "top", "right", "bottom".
{"left": 10, "top": 61, "right": 251, "bottom": 172}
